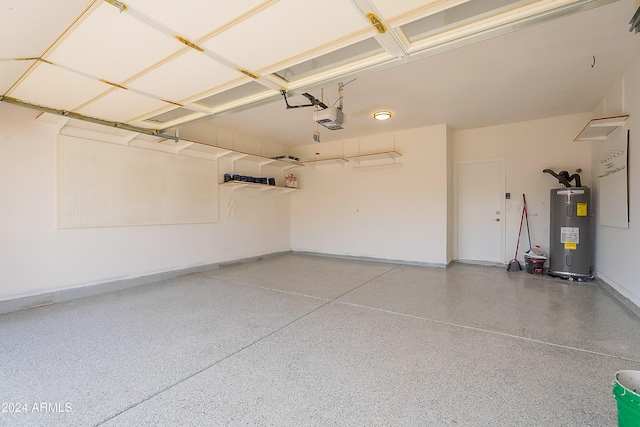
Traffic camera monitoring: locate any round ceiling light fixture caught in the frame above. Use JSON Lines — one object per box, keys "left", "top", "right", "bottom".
{"left": 373, "top": 111, "right": 392, "bottom": 121}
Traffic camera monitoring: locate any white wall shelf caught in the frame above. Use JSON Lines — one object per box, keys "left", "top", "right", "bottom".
{"left": 301, "top": 151, "right": 402, "bottom": 167}
{"left": 345, "top": 151, "right": 403, "bottom": 170}
{"left": 221, "top": 151, "right": 304, "bottom": 170}
{"left": 574, "top": 115, "right": 629, "bottom": 141}
{"left": 346, "top": 151, "right": 402, "bottom": 163}
{"left": 219, "top": 150, "right": 303, "bottom": 191}
{"left": 220, "top": 151, "right": 304, "bottom": 189}
{"left": 179, "top": 143, "right": 232, "bottom": 160}
{"left": 302, "top": 157, "right": 349, "bottom": 167}
{"left": 219, "top": 181, "right": 298, "bottom": 193}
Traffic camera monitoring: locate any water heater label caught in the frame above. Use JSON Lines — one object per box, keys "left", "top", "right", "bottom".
{"left": 561, "top": 227, "right": 579, "bottom": 243}
{"left": 577, "top": 203, "right": 587, "bottom": 217}
{"left": 564, "top": 242, "right": 577, "bottom": 250}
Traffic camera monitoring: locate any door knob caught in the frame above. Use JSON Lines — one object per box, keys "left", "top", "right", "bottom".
{"left": 493, "top": 218, "right": 500, "bottom": 222}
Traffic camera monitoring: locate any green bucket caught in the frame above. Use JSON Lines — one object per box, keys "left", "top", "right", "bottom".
{"left": 613, "top": 371, "right": 640, "bottom": 426}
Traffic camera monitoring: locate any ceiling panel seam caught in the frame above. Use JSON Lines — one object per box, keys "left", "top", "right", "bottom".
{"left": 101, "top": 0, "right": 289, "bottom": 109}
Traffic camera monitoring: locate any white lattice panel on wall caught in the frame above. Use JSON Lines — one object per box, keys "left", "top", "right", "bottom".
{"left": 57, "top": 135, "right": 218, "bottom": 228}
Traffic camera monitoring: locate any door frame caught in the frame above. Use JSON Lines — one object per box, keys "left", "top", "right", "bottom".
{"left": 453, "top": 157, "right": 506, "bottom": 264}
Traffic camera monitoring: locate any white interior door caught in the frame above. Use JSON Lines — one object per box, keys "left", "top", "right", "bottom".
{"left": 456, "top": 158, "right": 505, "bottom": 263}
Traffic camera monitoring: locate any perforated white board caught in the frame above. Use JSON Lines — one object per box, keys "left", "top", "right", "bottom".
{"left": 58, "top": 135, "right": 218, "bottom": 228}
{"left": 598, "top": 127, "right": 628, "bottom": 229}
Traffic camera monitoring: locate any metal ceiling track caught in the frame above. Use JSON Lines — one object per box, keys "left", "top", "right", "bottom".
{"left": 0, "top": 96, "right": 180, "bottom": 142}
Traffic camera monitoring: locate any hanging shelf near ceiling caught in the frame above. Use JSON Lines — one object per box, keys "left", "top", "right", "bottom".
{"left": 221, "top": 150, "right": 304, "bottom": 170}
{"left": 219, "top": 181, "right": 298, "bottom": 193}
{"left": 346, "top": 151, "right": 402, "bottom": 163}
{"left": 574, "top": 115, "right": 628, "bottom": 142}
{"left": 218, "top": 149, "right": 303, "bottom": 192}
{"left": 302, "top": 157, "right": 349, "bottom": 167}
{"left": 348, "top": 150, "right": 402, "bottom": 170}
{"left": 301, "top": 151, "right": 402, "bottom": 168}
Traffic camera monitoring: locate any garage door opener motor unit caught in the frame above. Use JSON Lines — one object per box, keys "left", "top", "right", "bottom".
{"left": 543, "top": 169, "right": 593, "bottom": 281}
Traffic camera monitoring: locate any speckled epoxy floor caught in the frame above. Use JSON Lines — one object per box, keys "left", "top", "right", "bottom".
{"left": 1, "top": 254, "right": 639, "bottom": 426}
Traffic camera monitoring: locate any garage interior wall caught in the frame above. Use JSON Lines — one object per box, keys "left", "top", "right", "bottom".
{"left": 452, "top": 113, "right": 593, "bottom": 262}
{"left": 0, "top": 104, "right": 292, "bottom": 304}
{"left": 288, "top": 124, "right": 450, "bottom": 266}
{"left": 1, "top": 51, "right": 638, "bottom": 312}
{"left": 591, "top": 52, "right": 640, "bottom": 309}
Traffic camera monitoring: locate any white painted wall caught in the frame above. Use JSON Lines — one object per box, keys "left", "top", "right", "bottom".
{"left": 288, "top": 125, "right": 450, "bottom": 265}
{"left": 0, "top": 103, "right": 291, "bottom": 301}
{"left": 452, "top": 113, "right": 593, "bottom": 262}
{"left": 590, "top": 52, "right": 640, "bottom": 308}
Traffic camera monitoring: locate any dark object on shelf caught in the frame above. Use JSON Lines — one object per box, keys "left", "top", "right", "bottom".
{"left": 272, "top": 155, "right": 300, "bottom": 162}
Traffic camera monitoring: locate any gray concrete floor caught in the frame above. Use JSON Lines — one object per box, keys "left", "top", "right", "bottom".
{"left": 1, "top": 253, "right": 639, "bottom": 426}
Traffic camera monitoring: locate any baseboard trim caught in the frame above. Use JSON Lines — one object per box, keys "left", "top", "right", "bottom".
{"left": 0, "top": 251, "right": 291, "bottom": 316}
{"left": 453, "top": 259, "right": 507, "bottom": 268}
{"left": 594, "top": 270, "right": 640, "bottom": 319}
{"left": 291, "top": 250, "right": 447, "bottom": 268}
